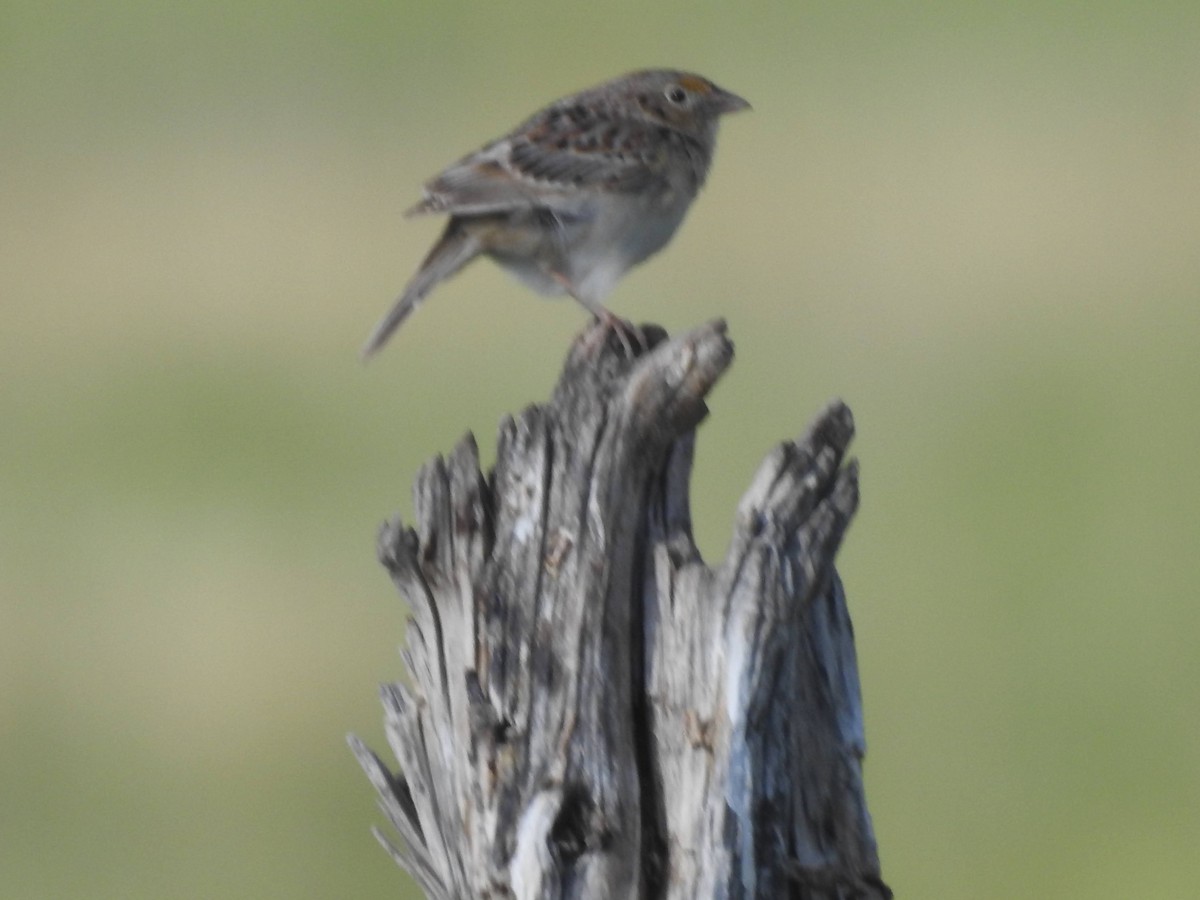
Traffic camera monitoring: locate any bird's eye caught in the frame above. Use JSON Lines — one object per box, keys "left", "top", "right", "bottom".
{"left": 665, "top": 85, "right": 688, "bottom": 105}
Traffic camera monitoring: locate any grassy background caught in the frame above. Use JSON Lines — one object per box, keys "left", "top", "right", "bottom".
{"left": 3, "top": 2, "right": 1199, "bottom": 897}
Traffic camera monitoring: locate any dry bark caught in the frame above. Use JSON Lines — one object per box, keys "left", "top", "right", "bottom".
{"left": 350, "top": 320, "right": 889, "bottom": 899}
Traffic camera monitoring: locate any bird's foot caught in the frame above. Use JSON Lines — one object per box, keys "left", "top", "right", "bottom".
{"left": 581, "top": 311, "right": 645, "bottom": 358}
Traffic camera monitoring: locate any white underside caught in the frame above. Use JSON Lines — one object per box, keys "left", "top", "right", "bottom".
{"left": 494, "top": 189, "right": 692, "bottom": 304}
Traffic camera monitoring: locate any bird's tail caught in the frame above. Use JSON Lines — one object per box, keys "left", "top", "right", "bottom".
{"left": 360, "top": 220, "right": 481, "bottom": 360}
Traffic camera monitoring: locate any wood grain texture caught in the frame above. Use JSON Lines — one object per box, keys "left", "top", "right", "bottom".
{"left": 350, "top": 320, "right": 889, "bottom": 899}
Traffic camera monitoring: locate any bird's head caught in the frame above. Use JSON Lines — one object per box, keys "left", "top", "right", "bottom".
{"left": 620, "top": 69, "right": 750, "bottom": 141}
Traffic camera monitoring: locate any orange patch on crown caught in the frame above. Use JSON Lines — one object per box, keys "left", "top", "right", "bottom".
{"left": 677, "top": 74, "right": 712, "bottom": 94}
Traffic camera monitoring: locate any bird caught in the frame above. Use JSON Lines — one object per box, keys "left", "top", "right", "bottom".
{"left": 361, "top": 69, "right": 750, "bottom": 359}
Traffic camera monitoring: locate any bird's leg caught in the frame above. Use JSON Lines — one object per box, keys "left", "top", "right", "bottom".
{"left": 549, "top": 270, "right": 643, "bottom": 357}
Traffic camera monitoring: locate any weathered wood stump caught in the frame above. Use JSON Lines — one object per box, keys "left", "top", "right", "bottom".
{"left": 350, "top": 320, "right": 889, "bottom": 899}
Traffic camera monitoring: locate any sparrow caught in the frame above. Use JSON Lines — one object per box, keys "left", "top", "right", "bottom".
{"left": 362, "top": 69, "right": 749, "bottom": 359}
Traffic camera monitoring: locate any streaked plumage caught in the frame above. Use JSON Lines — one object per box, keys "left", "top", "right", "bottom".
{"left": 362, "top": 69, "right": 749, "bottom": 359}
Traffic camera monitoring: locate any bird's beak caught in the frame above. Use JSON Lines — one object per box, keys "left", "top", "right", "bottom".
{"left": 713, "top": 87, "right": 751, "bottom": 115}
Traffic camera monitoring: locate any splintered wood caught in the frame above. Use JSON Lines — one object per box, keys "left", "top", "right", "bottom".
{"left": 350, "top": 320, "right": 890, "bottom": 899}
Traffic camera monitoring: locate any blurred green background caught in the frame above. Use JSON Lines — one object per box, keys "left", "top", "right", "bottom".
{"left": 3, "top": 1, "right": 1198, "bottom": 897}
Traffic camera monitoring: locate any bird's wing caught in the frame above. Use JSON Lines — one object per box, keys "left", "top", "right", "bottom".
{"left": 407, "top": 106, "right": 667, "bottom": 217}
